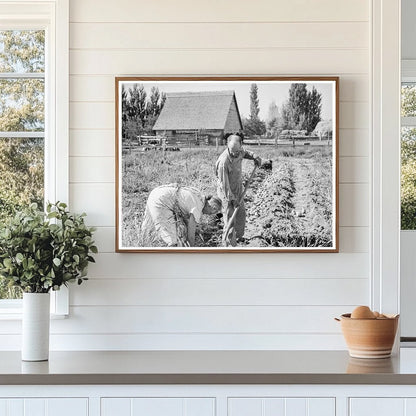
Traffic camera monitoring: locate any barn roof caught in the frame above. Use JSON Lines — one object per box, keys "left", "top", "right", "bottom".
{"left": 152, "top": 90, "right": 242, "bottom": 131}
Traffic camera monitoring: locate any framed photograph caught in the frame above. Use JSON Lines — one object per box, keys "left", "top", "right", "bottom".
{"left": 115, "top": 77, "right": 339, "bottom": 253}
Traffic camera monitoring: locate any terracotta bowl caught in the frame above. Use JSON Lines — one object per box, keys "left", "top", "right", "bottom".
{"left": 337, "top": 313, "right": 399, "bottom": 359}
{"left": 347, "top": 357, "right": 394, "bottom": 373}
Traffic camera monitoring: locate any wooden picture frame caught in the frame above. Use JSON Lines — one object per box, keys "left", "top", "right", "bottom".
{"left": 115, "top": 76, "right": 339, "bottom": 253}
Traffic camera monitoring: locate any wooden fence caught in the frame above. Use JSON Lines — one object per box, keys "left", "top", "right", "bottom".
{"left": 122, "top": 132, "right": 332, "bottom": 153}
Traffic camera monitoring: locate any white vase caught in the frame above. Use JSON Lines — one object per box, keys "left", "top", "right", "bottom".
{"left": 22, "top": 292, "right": 50, "bottom": 361}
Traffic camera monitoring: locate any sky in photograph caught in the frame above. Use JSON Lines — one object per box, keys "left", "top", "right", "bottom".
{"left": 122, "top": 80, "right": 334, "bottom": 121}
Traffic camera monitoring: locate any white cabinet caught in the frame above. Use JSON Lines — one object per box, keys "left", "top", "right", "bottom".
{"left": 228, "top": 398, "right": 335, "bottom": 416}
{"left": 350, "top": 398, "right": 416, "bottom": 416}
{"left": 0, "top": 398, "right": 88, "bottom": 416}
{"left": 5, "top": 386, "right": 416, "bottom": 416}
{"left": 101, "top": 397, "right": 215, "bottom": 416}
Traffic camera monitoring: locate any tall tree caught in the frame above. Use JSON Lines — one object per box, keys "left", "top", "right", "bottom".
{"left": 160, "top": 92, "right": 167, "bottom": 110}
{"left": 129, "top": 84, "right": 147, "bottom": 128}
{"left": 147, "top": 86, "right": 161, "bottom": 117}
{"left": 266, "top": 101, "right": 282, "bottom": 138}
{"left": 401, "top": 85, "right": 416, "bottom": 229}
{"left": 146, "top": 87, "right": 164, "bottom": 131}
{"left": 266, "top": 101, "right": 279, "bottom": 124}
{"left": 287, "top": 83, "right": 309, "bottom": 130}
{"left": 121, "top": 86, "right": 129, "bottom": 139}
{"left": 282, "top": 83, "right": 322, "bottom": 133}
{"left": 306, "top": 86, "right": 322, "bottom": 133}
{"left": 123, "top": 85, "right": 168, "bottom": 139}
{"left": 244, "top": 83, "right": 266, "bottom": 136}
{"left": 250, "top": 83, "right": 260, "bottom": 120}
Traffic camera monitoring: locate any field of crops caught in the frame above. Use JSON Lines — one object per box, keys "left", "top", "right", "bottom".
{"left": 121, "top": 144, "right": 334, "bottom": 248}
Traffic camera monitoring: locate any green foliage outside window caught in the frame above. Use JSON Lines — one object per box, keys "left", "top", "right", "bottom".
{"left": 401, "top": 84, "right": 416, "bottom": 230}
{"left": 0, "top": 30, "right": 45, "bottom": 298}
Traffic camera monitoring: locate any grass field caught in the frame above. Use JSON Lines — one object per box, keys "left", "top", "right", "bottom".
{"left": 121, "top": 144, "right": 334, "bottom": 248}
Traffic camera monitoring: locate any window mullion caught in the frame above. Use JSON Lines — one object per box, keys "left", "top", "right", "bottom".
{"left": 0, "top": 73, "right": 44, "bottom": 79}
{"left": 0, "top": 132, "right": 45, "bottom": 138}
{"left": 402, "top": 117, "right": 416, "bottom": 127}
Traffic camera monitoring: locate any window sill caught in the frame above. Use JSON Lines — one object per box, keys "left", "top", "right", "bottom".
{"left": 0, "top": 287, "right": 69, "bottom": 318}
{"left": 0, "top": 312, "right": 68, "bottom": 320}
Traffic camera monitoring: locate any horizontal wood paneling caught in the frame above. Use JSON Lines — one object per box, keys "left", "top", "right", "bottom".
{"left": 70, "top": 49, "right": 368, "bottom": 76}
{"left": 69, "top": 0, "right": 369, "bottom": 23}
{"left": 339, "top": 227, "right": 369, "bottom": 252}
{"left": 70, "top": 278, "right": 368, "bottom": 306}
{"left": 339, "top": 102, "right": 369, "bottom": 129}
{"left": 70, "top": 103, "right": 113, "bottom": 129}
{"left": 53, "top": 0, "right": 373, "bottom": 351}
{"left": 70, "top": 74, "right": 368, "bottom": 103}
{"left": 70, "top": 157, "right": 114, "bottom": 183}
{"left": 70, "top": 22, "right": 368, "bottom": 50}
{"left": 85, "top": 253, "right": 369, "bottom": 279}
{"left": 90, "top": 227, "right": 115, "bottom": 253}
{"left": 0, "top": 333, "right": 347, "bottom": 350}
{"left": 49, "top": 305, "right": 353, "bottom": 334}
{"left": 339, "top": 129, "right": 369, "bottom": 157}
{"left": 91, "top": 225, "right": 368, "bottom": 254}
{"left": 69, "top": 183, "right": 114, "bottom": 226}
{"left": 339, "top": 184, "right": 369, "bottom": 227}
{"left": 0, "top": 306, "right": 354, "bottom": 335}
{"left": 69, "top": 130, "right": 115, "bottom": 157}
{"left": 339, "top": 157, "right": 369, "bottom": 183}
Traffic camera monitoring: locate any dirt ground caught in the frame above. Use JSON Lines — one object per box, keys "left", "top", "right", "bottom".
{"left": 121, "top": 144, "right": 333, "bottom": 248}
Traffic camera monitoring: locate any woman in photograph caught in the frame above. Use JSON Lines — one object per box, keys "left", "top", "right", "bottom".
{"left": 140, "top": 184, "right": 222, "bottom": 247}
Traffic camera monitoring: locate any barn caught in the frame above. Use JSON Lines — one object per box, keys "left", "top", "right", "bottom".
{"left": 152, "top": 90, "right": 243, "bottom": 146}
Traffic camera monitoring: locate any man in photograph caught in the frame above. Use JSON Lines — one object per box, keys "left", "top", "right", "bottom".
{"left": 215, "top": 133, "right": 262, "bottom": 246}
{"left": 141, "top": 184, "right": 222, "bottom": 247}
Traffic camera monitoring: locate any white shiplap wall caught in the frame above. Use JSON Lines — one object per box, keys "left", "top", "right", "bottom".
{"left": 50, "top": 0, "right": 370, "bottom": 350}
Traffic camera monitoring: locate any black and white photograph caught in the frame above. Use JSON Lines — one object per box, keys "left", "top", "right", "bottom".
{"left": 116, "top": 77, "right": 338, "bottom": 252}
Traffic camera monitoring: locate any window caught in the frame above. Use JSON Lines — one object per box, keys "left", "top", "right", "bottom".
{"left": 0, "top": 29, "right": 45, "bottom": 299}
{"left": 401, "top": 78, "right": 416, "bottom": 229}
{"left": 0, "top": 0, "right": 69, "bottom": 314}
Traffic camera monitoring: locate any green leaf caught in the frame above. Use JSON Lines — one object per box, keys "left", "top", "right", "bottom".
{"left": 0, "top": 197, "right": 95, "bottom": 293}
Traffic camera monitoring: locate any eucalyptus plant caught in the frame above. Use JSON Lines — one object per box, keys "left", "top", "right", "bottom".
{"left": 0, "top": 202, "right": 97, "bottom": 293}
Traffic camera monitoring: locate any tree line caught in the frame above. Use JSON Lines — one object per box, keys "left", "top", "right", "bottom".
{"left": 122, "top": 84, "right": 166, "bottom": 141}
{"left": 244, "top": 83, "right": 323, "bottom": 138}
{"left": 401, "top": 84, "right": 416, "bottom": 229}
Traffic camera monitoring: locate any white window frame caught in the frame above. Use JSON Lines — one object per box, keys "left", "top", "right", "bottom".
{"left": 0, "top": 0, "right": 69, "bottom": 317}
{"left": 399, "top": 60, "right": 416, "bottom": 340}
{"left": 401, "top": 61, "right": 416, "bottom": 127}
{"left": 371, "top": 0, "right": 401, "bottom": 324}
